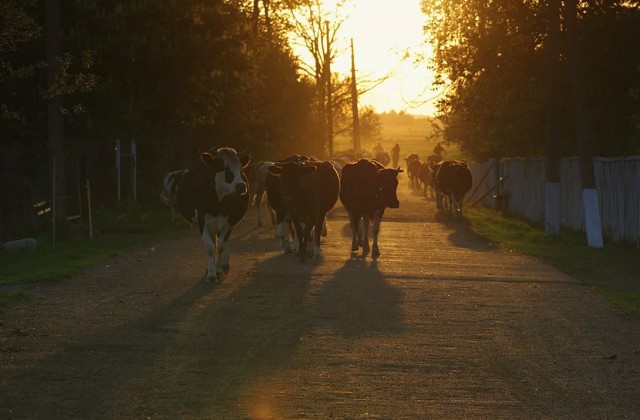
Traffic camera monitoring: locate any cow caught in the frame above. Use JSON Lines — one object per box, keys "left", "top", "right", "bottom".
{"left": 265, "top": 169, "right": 294, "bottom": 253}
{"left": 160, "top": 169, "right": 189, "bottom": 223}
{"left": 375, "top": 151, "right": 391, "bottom": 167}
{"left": 339, "top": 158, "right": 403, "bottom": 259}
{"left": 268, "top": 159, "right": 340, "bottom": 261}
{"left": 250, "top": 161, "right": 277, "bottom": 227}
{"left": 428, "top": 161, "right": 447, "bottom": 209}
{"left": 264, "top": 154, "right": 316, "bottom": 253}
{"left": 433, "top": 160, "right": 473, "bottom": 219}
{"left": 417, "top": 162, "right": 432, "bottom": 198}
{"left": 176, "top": 147, "right": 251, "bottom": 282}
{"left": 406, "top": 157, "right": 423, "bottom": 189}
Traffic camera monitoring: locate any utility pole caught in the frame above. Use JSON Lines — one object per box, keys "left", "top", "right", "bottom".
{"left": 326, "top": 21, "right": 334, "bottom": 157}
{"left": 350, "top": 38, "right": 361, "bottom": 153}
{"left": 564, "top": 0, "right": 603, "bottom": 248}
{"left": 545, "top": 0, "right": 561, "bottom": 236}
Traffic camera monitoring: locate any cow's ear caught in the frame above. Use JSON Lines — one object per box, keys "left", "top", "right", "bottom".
{"left": 239, "top": 154, "right": 251, "bottom": 168}
{"left": 268, "top": 165, "right": 282, "bottom": 175}
{"left": 202, "top": 153, "right": 225, "bottom": 171}
{"left": 396, "top": 167, "right": 404, "bottom": 174}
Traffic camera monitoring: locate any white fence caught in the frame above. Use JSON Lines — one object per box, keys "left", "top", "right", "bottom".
{"left": 468, "top": 157, "right": 640, "bottom": 246}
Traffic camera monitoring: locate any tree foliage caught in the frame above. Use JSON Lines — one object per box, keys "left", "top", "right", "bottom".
{"left": 0, "top": 0, "right": 322, "bottom": 187}
{"left": 421, "top": 0, "right": 640, "bottom": 160}
{"left": 0, "top": 0, "right": 326, "bottom": 241}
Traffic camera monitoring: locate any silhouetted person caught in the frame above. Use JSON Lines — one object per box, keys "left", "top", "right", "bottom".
{"left": 373, "top": 142, "right": 384, "bottom": 154}
{"left": 391, "top": 143, "right": 400, "bottom": 168}
{"left": 433, "top": 142, "right": 445, "bottom": 158}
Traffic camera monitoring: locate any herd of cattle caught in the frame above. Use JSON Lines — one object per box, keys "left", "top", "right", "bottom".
{"left": 160, "top": 147, "right": 472, "bottom": 282}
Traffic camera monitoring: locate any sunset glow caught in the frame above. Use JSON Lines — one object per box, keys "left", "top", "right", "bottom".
{"left": 323, "top": 0, "right": 437, "bottom": 116}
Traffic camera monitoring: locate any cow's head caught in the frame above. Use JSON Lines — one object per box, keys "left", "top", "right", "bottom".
{"left": 377, "top": 167, "right": 403, "bottom": 208}
{"left": 201, "top": 147, "right": 250, "bottom": 200}
{"left": 268, "top": 161, "right": 316, "bottom": 210}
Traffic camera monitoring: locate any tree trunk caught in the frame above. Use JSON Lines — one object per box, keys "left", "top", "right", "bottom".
{"left": 45, "top": 0, "right": 66, "bottom": 240}
{"left": 564, "top": 0, "right": 603, "bottom": 248}
{"left": 545, "top": 0, "right": 561, "bottom": 236}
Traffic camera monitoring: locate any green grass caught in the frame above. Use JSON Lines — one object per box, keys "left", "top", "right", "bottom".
{"left": 464, "top": 206, "right": 640, "bottom": 315}
{"left": 0, "top": 202, "right": 189, "bottom": 306}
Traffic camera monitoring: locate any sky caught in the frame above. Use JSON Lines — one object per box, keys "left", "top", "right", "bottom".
{"left": 320, "top": 0, "right": 439, "bottom": 116}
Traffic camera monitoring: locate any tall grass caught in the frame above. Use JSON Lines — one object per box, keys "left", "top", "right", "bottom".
{"left": 334, "top": 115, "right": 465, "bottom": 163}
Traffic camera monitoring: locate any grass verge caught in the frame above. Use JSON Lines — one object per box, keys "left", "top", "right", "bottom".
{"left": 0, "top": 202, "right": 189, "bottom": 306}
{"left": 464, "top": 206, "right": 640, "bottom": 316}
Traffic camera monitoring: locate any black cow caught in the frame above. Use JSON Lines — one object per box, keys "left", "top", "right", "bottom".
{"left": 160, "top": 169, "right": 189, "bottom": 223}
{"left": 417, "top": 162, "right": 431, "bottom": 198}
{"left": 407, "top": 158, "right": 423, "bottom": 189}
{"left": 374, "top": 151, "right": 391, "bottom": 167}
{"left": 176, "top": 147, "right": 251, "bottom": 282}
{"left": 340, "top": 158, "right": 403, "bottom": 259}
{"left": 264, "top": 155, "right": 316, "bottom": 253}
{"left": 268, "top": 160, "right": 340, "bottom": 261}
{"left": 434, "top": 160, "right": 473, "bottom": 219}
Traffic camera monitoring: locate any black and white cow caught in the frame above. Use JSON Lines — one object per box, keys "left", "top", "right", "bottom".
{"left": 268, "top": 159, "right": 340, "bottom": 261}
{"left": 433, "top": 160, "right": 473, "bottom": 219}
{"left": 176, "top": 147, "right": 251, "bottom": 282}
{"left": 160, "top": 169, "right": 189, "bottom": 223}
{"left": 339, "top": 158, "right": 403, "bottom": 259}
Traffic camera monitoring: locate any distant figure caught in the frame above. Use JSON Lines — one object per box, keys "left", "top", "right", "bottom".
{"left": 433, "top": 142, "right": 446, "bottom": 158}
{"left": 373, "top": 142, "right": 384, "bottom": 155}
{"left": 391, "top": 143, "right": 400, "bottom": 168}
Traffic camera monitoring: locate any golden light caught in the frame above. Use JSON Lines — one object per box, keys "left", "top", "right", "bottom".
{"left": 322, "top": 0, "right": 437, "bottom": 115}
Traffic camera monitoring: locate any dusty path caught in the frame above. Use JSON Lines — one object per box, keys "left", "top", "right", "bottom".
{"left": 1, "top": 177, "right": 639, "bottom": 419}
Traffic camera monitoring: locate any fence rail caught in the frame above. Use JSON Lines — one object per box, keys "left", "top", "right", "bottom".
{"left": 468, "top": 156, "right": 640, "bottom": 246}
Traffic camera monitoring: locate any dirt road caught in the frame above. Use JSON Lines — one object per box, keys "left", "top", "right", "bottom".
{"left": 1, "top": 177, "right": 639, "bottom": 419}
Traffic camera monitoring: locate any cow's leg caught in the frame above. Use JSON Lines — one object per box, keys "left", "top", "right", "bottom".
{"left": 361, "top": 215, "right": 371, "bottom": 256}
{"left": 217, "top": 226, "right": 233, "bottom": 275}
{"left": 348, "top": 213, "right": 359, "bottom": 252}
{"left": 277, "top": 221, "right": 292, "bottom": 253}
{"left": 292, "top": 223, "right": 301, "bottom": 254}
{"left": 313, "top": 215, "right": 326, "bottom": 259}
{"left": 372, "top": 211, "right": 383, "bottom": 259}
{"left": 201, "top": 218, "right": 218, "bottom": 282}
{"left": 304, "top": 222, "right": 315, "bottom": 260}
{"left": 255, "top": 189, "right": 265, "bottom": 226}
{"left": 267, "top": 201, "right": 276, "bottom": 226}
{"left": 436, "top": 190, "right": 444, "bottom": 209}
{"left": 292, "top": 219, "right": 306, "bottom": 261}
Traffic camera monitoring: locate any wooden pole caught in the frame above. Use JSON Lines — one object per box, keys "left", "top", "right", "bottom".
{"left": 52, "top": 154, "right": 56, "bottom": 246}
{"left": 350, "top": 39, "right": 361, "bottom": 153}
{"left": 131, "top": 139, "right": 137, "bottom": 202}
{"left": 115, "top": 139, "right": 121, "bottom": 201}
{"left": 326, "top": 21, "right": 333, "bottom": 157}
{"left": 86, "top": 179, "right": 93, "bottom": 240}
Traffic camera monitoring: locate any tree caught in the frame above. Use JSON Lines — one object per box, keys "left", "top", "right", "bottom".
{"left": 358, "top": 105, "right": 381, "bottom": 143}
{"left": 420, "top": 0, "right": 640, "bottom": 160}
